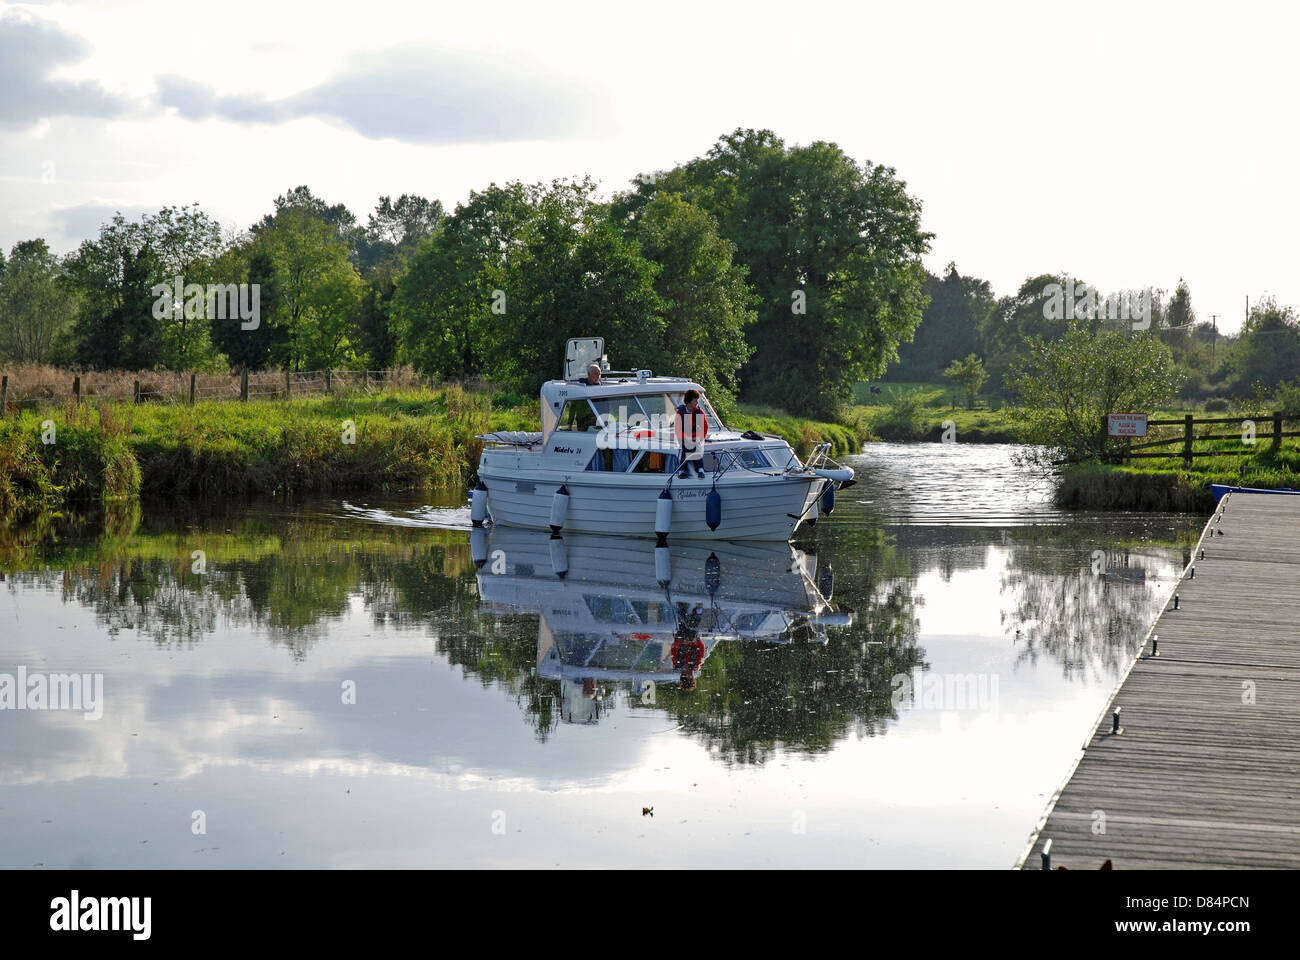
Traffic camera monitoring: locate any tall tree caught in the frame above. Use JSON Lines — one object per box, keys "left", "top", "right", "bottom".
{"left": 490, "top": 181, "right": 665, "bottom": 393}
{"left": 252, "top": 206, "right": 364, "bottom": 370}
{"left": 393, "top": 182, "right": 534, "bottom": 380}
{"left": 615, "top": 129, "right": 932, "bottom": 418}
{"left": 0, "top": 239, "right": 77, "bottom": 363}
{"left": 65, "top": 214, "right": 161, "bottom": 369}
{"left": 150, "top": 204, "right": 225, "bottom": 368}
{"left": 1223, "top": 297, "right": 1300, "bottom": 394}
{"left": 361, "top": 194, "right": 444, "bottom": 270}
{"left": 890, "top": 263, "right": 993, "bottom": 381}
{"left": 621, "top": 191, "right": 756, "bottom": 412}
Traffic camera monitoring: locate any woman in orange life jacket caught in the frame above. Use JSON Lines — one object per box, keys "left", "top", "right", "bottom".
{"left": 670, "top": 604, "right": 706, "bottom": 691}
{"left": 674, "top": 388, "right": 709, "bottom": 479}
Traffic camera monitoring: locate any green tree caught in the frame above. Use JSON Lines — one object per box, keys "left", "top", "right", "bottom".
{"left": 981, "top": 274, "right": 1073, "bottom": 397}
{"left": 393, "top": 182, "right": 534, "bottom": 379}
{"left": 1222, "top": 297, "right": 1300, "bottom": 395}
{"left": 357, "top": 264, "right": 400, "bottom": 368}
{"left": 254, "top": 185, "right": 360, "bottom": 248}
{"left": 890, "top": 264, "right": 994, "bottom": 382}
{"left": 943, "top": 353, "right": 986, "bottom": 409}
{"left": 621, "top": 192, "right": 755, "bottom": 412}
{"left": 354, "top": 194, "right": 445, "bottom": 366}
{"left": 253, "top": 206, "right": 365, "bottom": 370}
{"left": 1011, "top": 323, "right": 1180, "bottom": 463}
{"left": 64, "top": 214, "right": 161, "bottom": 369}
{"left": 360, "top": 194, "right": 443, "bottom": 271}
{"left": 1164, "top": 279, "right": 1195, "bottom": 349}
{"left": 209, "top": 243, "right": 286, "bottom": 370}
{"left": 615, "top": 129, "right": 932, "bottom": 418}
{"left": 491, "top": 181, "right": 665, "bottom": 393}
{"left": 0, "top": 239, "right": 77, "bottom": 363}
{"left": 150, "top": 204, "right": 225, "bottom": 369}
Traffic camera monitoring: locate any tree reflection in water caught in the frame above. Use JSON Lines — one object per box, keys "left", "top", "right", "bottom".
{"left": 1, "top": 498, "right": 1198, "bottom": 763}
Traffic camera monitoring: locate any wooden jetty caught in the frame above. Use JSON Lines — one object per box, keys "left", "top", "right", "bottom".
{"left": 1018, "top": 491, "right": 1300, "bottom": 869}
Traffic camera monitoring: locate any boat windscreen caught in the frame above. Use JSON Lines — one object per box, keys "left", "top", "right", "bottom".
{"left": 640, "top": 392, "right": 724, "bottom": 432}
{"left": 589, "top": 396, "right": 648, "bottom": 427}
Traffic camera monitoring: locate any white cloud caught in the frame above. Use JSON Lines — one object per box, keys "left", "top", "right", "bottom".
{"left": 1, "top": 0, "right": 1298, "bottom": 331}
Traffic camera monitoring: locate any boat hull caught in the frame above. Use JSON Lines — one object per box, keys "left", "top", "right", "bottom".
{"left": 1211, "top": 484, "right": 1300, "bottom": 503}
{"left": 477, "top": 471, "right": 823, "bottom": 540}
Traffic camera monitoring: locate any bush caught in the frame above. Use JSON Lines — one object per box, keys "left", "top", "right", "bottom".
{"left": 871, "top": 389, "right": 928, "bottom": 442}
{"left": 1203, "top": 397, "right": 1230, "bottom": 413}
{"left": 0, "top": 420, "right": 59, "bottom": 520}
{"left": 45, "top": 403, "right": 141, "bottom": 503}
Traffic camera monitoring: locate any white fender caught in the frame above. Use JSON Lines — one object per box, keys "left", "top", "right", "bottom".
{"left": 470, "top": 482, "right": 489, "bottom": 526}
{"left": 549, "top": 484, "right": 570, "bottom": 534}
{"left": 654, "top": 545, "right": 671, "bottom": 587}
{"left": 549, "top": 535, "right": 568, "bottom": 579}
{"left": 811, "top": 467, "right": 854, "bottom": 483}
{"left": 654, "top": 490, "right": 673, "bottom": 538}
{"left": 469, "top": 526, "right": 488, "bottom": 569}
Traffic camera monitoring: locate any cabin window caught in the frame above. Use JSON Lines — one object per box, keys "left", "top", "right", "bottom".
{"left": 589, "top": 396, "right": 648, "bottom": 427}
{"left": 555, "top": 400, "right": 599, "bottom": 432}
{"left": 585, "top": 448, "right": 637, "bottom": 472}
{"left": 631, "top": 451, "right": 680, "bottom": 474}
{"left": 584, "top": 595, "right": 639, "bottom": 624}
{"left": 639, "top": 392, "right": 724, "bottom": 433}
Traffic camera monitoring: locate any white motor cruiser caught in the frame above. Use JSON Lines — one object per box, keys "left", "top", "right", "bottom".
{"left": 471, "top": 337, "right": 856, "bottom": 541}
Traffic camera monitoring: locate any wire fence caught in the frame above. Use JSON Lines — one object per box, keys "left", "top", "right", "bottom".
{"left": 0, "top": 366, "right": 459, "bottom": 414}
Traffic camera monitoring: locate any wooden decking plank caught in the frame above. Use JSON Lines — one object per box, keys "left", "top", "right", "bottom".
{"left": 1019, "top": 493, "right": 1300, "bottom": 869}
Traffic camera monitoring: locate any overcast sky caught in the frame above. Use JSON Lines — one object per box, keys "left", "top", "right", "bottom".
{"left": 2, "top": 0, "right": 1296, "bottom": 333}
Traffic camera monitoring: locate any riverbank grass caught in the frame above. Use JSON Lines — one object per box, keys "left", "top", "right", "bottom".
{"left": 0, "top": 387, "right": 513, "bottom": 518}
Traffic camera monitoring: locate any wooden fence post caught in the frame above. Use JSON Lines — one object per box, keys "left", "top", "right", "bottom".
{"left": 285, "top": 369, "right": 291, "bottom": 398}
{"left": 1, "top": 375, "right": 7, "bottom": 418}
{"left": 240, "top": 369, "right": 249, "bottom": 402}
{"left": 189, "top": 373, "right": 197, "bottom": 406}
{"left": 1273, "top": 410, "right": 1283, "bottom": 452}
{"left": 134, "top": 379, "right": 141, "bottom": 404}
{"left": 74, "top": 375, "right": 82, "bottom": 406}
{"left": 362, "top": 370, "right": 369, "bottom": 392}
{"left": 325, "top": 369, "right": 332, "bottom": 393}
{"left": 1183, "top": 413, "right": 1194, "bottom": 468}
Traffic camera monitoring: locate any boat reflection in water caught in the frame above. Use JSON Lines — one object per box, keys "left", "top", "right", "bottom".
{"left": 471, "top": 526, "right": 852, "bottom": 723}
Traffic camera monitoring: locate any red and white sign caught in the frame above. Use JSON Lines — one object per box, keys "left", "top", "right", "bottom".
{"left": 1107, "top": 413, "right": 1148, "bottom": 437}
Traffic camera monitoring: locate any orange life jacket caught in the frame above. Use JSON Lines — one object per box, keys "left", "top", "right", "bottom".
{"left": 675, "top": 404, "right": 708, "bottom": 450}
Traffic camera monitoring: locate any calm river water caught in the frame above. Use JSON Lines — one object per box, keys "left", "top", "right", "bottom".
{"left": 0, "top": 444, "right": 1202, "bottom": 867}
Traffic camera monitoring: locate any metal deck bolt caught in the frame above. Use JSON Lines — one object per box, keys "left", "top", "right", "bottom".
{"left": 1041, "top": 837, "right": 1052, "bottom": 871}
{"left": 1112, "top": 706, "right": 1123, "bottom": 735}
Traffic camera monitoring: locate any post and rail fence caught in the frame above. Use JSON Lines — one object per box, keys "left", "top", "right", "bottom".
{"left": 1111, "top": 412, "right": 1299, "bottom": 468}
{"left": 0, "top": 367, "right": 450, "bottom": 417}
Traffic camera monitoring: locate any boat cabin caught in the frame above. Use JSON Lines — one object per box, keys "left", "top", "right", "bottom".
{"left": 534, "top": 338, "right": 786, "bottom": 475}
